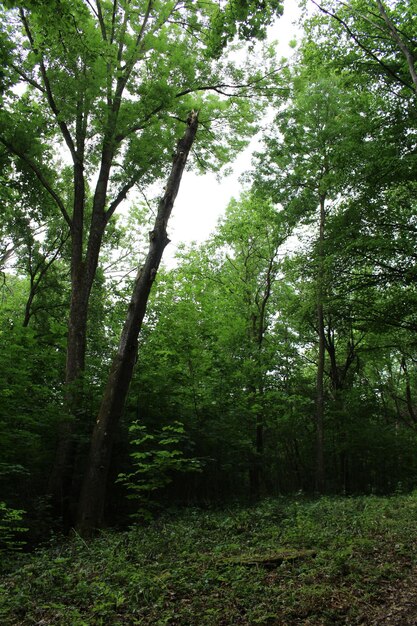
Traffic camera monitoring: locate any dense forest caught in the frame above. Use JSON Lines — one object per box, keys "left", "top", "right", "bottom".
{"left": 2, "top": 0, "right": 417, "bottom": 623}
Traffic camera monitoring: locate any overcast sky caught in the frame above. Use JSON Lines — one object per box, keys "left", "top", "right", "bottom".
{"left": 164, "top": 0, "right": 301, "bottom": 264}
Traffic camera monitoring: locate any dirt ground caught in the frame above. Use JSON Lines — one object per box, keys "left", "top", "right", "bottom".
{"left": 368, "top": 573, "right": 417, "bottom": 625}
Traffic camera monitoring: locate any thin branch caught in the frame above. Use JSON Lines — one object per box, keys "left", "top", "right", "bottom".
{"left": 32, "top": 232, "right": 69, "bottom": 290}
{"left": 311, "top": 0, "right": 414, "bottom": 92}
{"left": 375, "top": 0, "right": 417, "bottom": 94}
{"left": 84, "top": 0, "right": 99, "bottom": 20}
{"left": 115, "top": 103, "right": 164, "bottom": 142}
{"left": 110, "top": 0, "right": 118, "bottom": 44}
{"left": 115, "top": 67, "right": 285, "bottom": 143}
{"left": 0, "top": 137, "right": 71, "bottom": 228}
{"left": 116, "top": 2, "right": 129, "bottom": 65}
{"left": 137, "top": 186, "right": 156, "bottom": 217}
{"left": 105, "top": 172, "right": 143, "bottom": 221}
{"left": 11, "top": 64, "right": 46, "bottom": 93}
{"left": 134, "top": 0, "right": 153, "bottom": 49}
{"left": 102, "top": 249, "right": 132, "bottom": 273}
{"left": 95, "top": 0, "right": 108, "bottom": 40}
{"left": 19, "top": 9, "right": 78, "bottom": 162}
{"left": 175, "top": 68, "right": 285, "bottom": 99}
{"left": 113, "top": 0, "right": 154, "bottom": 106}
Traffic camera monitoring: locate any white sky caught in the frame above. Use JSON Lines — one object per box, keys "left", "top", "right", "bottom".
{"left": 164, "top": 0, "right": 301, "bottom": 264}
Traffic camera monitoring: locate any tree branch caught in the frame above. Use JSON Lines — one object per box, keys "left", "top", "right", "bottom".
{"left": 375, "top": 0, "right": 417, "bottom": 94}
{"left": 113, "top": 0, "right": 154, "bottom": 105}
{"left": 175, "top": 67, "right": 284, "bottom": 99}
{"left": 19, "top": 9, "right": 79, "bottom": 162}
{"left": 110, "top": 0, "right": 118, "bottom": 44}
{"left": 0, "top": 137, "right": 72, "bottom": 228}
{"left": 311, "top": 0, "right": 415, "bottom": 93}
{"left": 84, "top": 0, "right": 99, "bottom": 20}
{"left": 105, "top": 173, "right": 143, "bottom": 222}
{"left": 11, "top": 64, "right": 46, "bottom": 93}
{"left": 95, "top": 0, "right": 107, "bottom": 40}
{"left": 115, "top": 103, "right": 165, "bottom": 142}
{"left": 115, "top": 67, "right": 284, "bottom": 143}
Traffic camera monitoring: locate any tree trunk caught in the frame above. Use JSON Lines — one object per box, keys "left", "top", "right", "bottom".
{"left": 249, "top": 415, "right": 264, "bottom": 501}
{"left": 48, "top": 179, "right": 107, "bottom": 529}
{"left": 315, "top": 195, "right": 326, "bottom": 493}
{"left": 76, "top": 111, "right": 199, "bottom": 536}
{"left": 316, "top": 301, "right": 325, "bottom": 492}
{"left": 248, "top": 253, "right": 275, "bottom": 500}
{"left": 47, "top": 260, "right": 91, "bottom": 529}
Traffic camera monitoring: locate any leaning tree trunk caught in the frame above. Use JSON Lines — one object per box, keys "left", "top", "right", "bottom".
{"left": 76, "top": 111, "right": 199, "bottom": 536}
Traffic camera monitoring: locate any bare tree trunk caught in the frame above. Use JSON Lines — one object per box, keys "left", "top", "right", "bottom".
{"left": 316, "top": 301, "right": 325, "bottom": 492}
{"left": 249, "top": 409, "right": 264, "bottom": 501}
{"left": 76, "top": 111, "right": 199, "bottom": 536}
{"left": 315, "top": 195, "right": 326, "bottom": 493}
{"left": 248, "top": 251, "right": 277, "bottom": 500}
{"left": 47, "top": 271, "right": 92, "bottom": 528}
{"left": 48, "top": 180, "right": 106, "bottom": 529}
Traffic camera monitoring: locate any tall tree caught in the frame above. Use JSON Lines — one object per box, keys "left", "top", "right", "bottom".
{"left": 252, "top": 69, "right": 370, "bottom": 490}
{"left": 210, "top": 194, "right": 291, "bottom": 498}
{"left": 0, "top": 0, "right": 283, "bottom": 526}
{"left": 77, "top": 110, "right": 199, "bottom": 534}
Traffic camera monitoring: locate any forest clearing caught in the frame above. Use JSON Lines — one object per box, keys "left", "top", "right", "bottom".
{"left": 2, "top": 495, "right": 417, "bottom": 625}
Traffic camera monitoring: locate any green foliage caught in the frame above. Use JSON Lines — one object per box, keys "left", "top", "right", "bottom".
{"left": 208, "top": 0, "right": 284, "bottom": 57}
{"left": 0, "top": 0, "right": 281, "bottom": 199}
{"left": 0, "top": 501, "right": 27, "bottom": 554}
{"left": 117, "top": 421, "right": 202, "bottom": 518}
{"left": 0, "top": 276, "right": 66, "bottom": 535}
{"left": 0, "top": 0, "right": 286, "bottom": 536}
{"left": 2, "top": 0, "right": 417, "bottom": 546}
{"left": 1, "top": 495, "right": 417, "bottom": 624}
{"left": 302, "top": 0, "right": 417, "bottom": 100}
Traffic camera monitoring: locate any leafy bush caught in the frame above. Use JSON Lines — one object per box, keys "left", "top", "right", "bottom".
{"left": 0, "top": 501, "right": 27, "bottom": 555}
{"left": 117, "top": 421, "right": 202, "bottom": 518}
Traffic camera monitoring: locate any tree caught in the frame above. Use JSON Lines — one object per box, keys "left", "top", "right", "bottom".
{"left": 210, "top": 193, "right": 291, "bottom": 498}
{"left": 77, "top": 110, "right": 199, "bottom": 534}
{"left": 0, "top": 275, "right": 67, "bottom": 538}
{"left": 252, "top": 67, "right": 370, "bottom": 490}
{"left": 0, "top": 0, "right": 283, "bottom": 527}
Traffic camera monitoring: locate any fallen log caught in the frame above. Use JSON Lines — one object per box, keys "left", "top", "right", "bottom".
{"left": 225, "top": 549, "right": 317, "bottom": 569}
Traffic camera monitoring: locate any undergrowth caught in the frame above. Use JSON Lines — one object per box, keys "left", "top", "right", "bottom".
{"left": 1, "top": 494, "right": 417, "bottom": 625}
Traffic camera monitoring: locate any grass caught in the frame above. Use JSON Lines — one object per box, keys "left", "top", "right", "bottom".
{"left": 1, "top": 494, "right": 417, "bottom": 625}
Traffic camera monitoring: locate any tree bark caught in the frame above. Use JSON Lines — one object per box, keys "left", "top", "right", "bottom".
{"left": 315, "top": 195, "right": 326, "bottom": 493}
{"left": 375, "top": 0, "right": 417, "bottom": 95}
{"left": 76, "top": 111, "right": 199, "bottom": 536}
{"left": 316, "top": 301, "right": 325, "bottom": 492}
{"left": 48, "top": 168, "right": 107, "bottom": 529}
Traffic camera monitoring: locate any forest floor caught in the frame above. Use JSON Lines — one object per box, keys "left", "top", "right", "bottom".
{"left": 1, "top": 494, "right": 417, "bottom": 625}
{"left": 368, "top": 569, "right": 417, "bottom": 625}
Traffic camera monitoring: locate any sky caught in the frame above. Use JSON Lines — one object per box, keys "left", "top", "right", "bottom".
{"left": 164, "top": 0, "right": 301, "bottom": 264}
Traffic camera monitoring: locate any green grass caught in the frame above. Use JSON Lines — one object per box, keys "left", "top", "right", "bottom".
{"left": 1, "top": 494, "right": 417, "bottom": 625}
